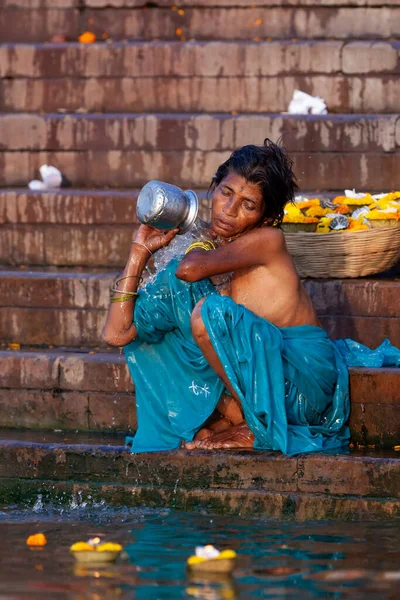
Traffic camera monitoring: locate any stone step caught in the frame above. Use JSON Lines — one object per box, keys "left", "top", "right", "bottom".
{"left": 2, "top": 42, "right": 400, "bottom": 113}
{"left": 0, "top": 188, "right": 211, "bottom": 267}
{"left": 0, "top": 266, "right": 399, "bottom": 345}
{"left": 3, "top": 41, "right": 399, "bottom": 79}
{"left": 5, "top": 1, "right": 399, "bottom": 6}
{"left": 1, "top": 114, "right": 399, "bottom": 189}
{"left": 1, "top": 113, "right": 399, "bottom": 152}
{"left": 0, "top": 349, "right": 399, "bottom": 446}
{"left": 0, "top": 350, "right": 135, "bottom": 432}
{"left": 0, "top": 430, "right": 399, "bottom": 519}
{"left": 1, "top": 4, "right": 399, "bottom": 43}
{"left": 1, "top": 150, "right": 399, "bottom": 190}
{"left": 0, "top": 270, "right": 113, "bottom": 346}
{"left": 4, "top": 75, "right": 400, "bottom": 115}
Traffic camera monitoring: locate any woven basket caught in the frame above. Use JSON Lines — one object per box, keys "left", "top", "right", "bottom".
{"left": 284, "top": 226, "right": 400, "bottom": 278}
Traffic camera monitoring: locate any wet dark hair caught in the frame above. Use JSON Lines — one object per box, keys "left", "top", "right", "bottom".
{"left": 209, "top": 138, "right": 298, "bottom": 226}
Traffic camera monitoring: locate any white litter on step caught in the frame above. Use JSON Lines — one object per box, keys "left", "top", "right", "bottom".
{"left": 28, "top": 164, "right": 63, "bottom": 190}
{"left": 28, "top": 180, "right": 48, "bottom": 191}
{"left": 288, "top": 90, "right": 328, "bottom": 115}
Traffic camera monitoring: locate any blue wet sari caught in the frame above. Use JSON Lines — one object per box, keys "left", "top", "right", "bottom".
{"left": 124, "top": 258, "right": 399, "bottom": 456}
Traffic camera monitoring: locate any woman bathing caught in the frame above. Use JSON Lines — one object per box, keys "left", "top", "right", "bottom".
{"left": 102, "top": 139, "right": 350, "bottom": 455}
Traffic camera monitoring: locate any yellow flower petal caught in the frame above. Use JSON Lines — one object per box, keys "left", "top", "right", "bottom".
{"left": 70, "top": 542, "right": 95, "bottom": 552}
{"left": 97, "top": 543, "right": 123, "bottom": 552}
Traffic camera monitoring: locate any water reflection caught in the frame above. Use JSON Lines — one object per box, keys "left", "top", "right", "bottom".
{"left": 0, "top": 507, "right": 399, "bottom": 599}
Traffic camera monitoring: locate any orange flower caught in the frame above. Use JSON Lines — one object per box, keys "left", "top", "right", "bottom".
{"left": 27, "top": 533, "right": 47, "bottom": 547}
{"left": 78, "top": 31, "right": 96, "bottom": 44}
{"left": 334, "top": 205, "right": 350, "bottom": 214}
{"left": 8, "top": 343, "right": 20, "bottom": 350}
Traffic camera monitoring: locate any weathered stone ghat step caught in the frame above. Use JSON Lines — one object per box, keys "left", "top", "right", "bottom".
{"left": 1, "top": 106, "right": 400, "bottom": 188}
{"left": 3, "top": 41, "right": 399, "bottom": 79}
{"left": 4, "top": 1, "right": 399, "bottom": 7}
{"left": 1, "top": 5, "right": 399, "bottom": 42}
{"left": 2, "top": 41, "right": 400, "bottom": 113}
{"left": 0, "top": 267, "right": 399, "bottom": 346}
{"left": 0, "top": 114, "right": 398, "bottom": 189}
{"left": 2, "top": 113, "right": 399, "bottom": 153}
{"left": 0, "top": 347, "right": 399, "bottom": 445}
{"left": 1, "top": 151, "right": 399, "bottom": 191}
{"left": 0, "top": 432, "right": 399, "bottom": 520}
{"left": 4, "top": 75, "right": 400, "bottom": 114}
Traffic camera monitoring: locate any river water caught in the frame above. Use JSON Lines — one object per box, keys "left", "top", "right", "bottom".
{"left": 0, "top": 506, "right": 399, "bottom": 599}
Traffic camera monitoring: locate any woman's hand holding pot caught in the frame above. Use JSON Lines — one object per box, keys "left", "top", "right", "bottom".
{"left": 132, "top": 224, "right": 179, "bottom": 255}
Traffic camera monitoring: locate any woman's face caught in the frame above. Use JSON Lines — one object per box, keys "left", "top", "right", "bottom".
{"left": 211, "top": 172, "right": 265, "bottom": 239}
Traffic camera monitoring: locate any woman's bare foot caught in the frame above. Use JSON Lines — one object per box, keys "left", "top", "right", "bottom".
{"left": 216, "top": 393, "right": 244, "bottom": 425}
{"left": 184, "top": 414, "right": 232, "bottom": 450}
{"left": 192, "top": 422, "right": 255, "bottom": 450}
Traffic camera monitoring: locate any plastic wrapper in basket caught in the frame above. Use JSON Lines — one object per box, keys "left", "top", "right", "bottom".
{"left": 284, "top": 226, "right": 400, "bottom": 278}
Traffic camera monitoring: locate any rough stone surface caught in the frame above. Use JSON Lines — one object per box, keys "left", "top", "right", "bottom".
{"left": 0, "top": 9, "right": 80, "bottom": 43}
{"left": 0, "top": 390, "right": 135, "bottom": 431}
{"left": 1, "top": 114, "right": 398, "bottom": 153}
{"left": 0, "top": 225, "right": 136, "bottom": 266}
{"left": 1, "top": 6, "right": 400, "bottom": 42}
{"left": 0, "top": 438, "right": 398, "bottom": 519}
{"left": 3, "top": 76, "right": 400, "bottom": 114}
{"left": 0, "top": 189, "right": 210, "bottom": 225}
{"left": 4, "top": 1, "right": 400, "bottom": 7}
{"left": 342, "top": 41, "right": 399, "bottom": 74}
{"left": 303, "top": 279, "right": 400, "bottom": 318}
{"left": 0, "top": 307, "right": 106, "bottom": 346}
{"left": 320, "top": 315, "right": 400, "bottom": 348}
{"left": 0, "top": 350, "right": 399, "bottom": 443}
{"left": 0, "top": 275, "right": 398, "bottom": 346}
{"left": 350, "top": 368, "right": 400, "bottom": 405}
{"left": 0, "top": 270, "right": 115, "bottom": 309}
{"left": 0, "top": 42, "right": 346, "bottom": 78}
{"left": 1, "top": 151, "right": 400, "bottom": 189}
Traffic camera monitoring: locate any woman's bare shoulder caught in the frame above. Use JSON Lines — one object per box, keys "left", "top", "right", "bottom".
{"left": 245, "top": 226, "right": 285, "bottom": 253}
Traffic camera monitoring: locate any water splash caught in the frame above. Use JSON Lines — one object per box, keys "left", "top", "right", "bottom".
{"left": 70, "top": 490, "right": 87, "bottom": 510}
{"left": 32, "top": 494, "right": 43, "bottom": 512}
{"left": 143, "top": 217, "right": 214, "bottom": 287}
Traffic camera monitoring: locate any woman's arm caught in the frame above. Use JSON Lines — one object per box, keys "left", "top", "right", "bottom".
{"left": 176, "top": 227, "right": 285, "bottom": 283}
{"left": 102, "top": 225, "right": 178, "bottom": 347}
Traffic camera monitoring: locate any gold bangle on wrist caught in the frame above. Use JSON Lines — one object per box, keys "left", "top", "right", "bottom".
{"left": 115, "top": 275, "right": 143, "bottom": 286}
{"left": 110, "top": 293, "right": 139, "bottom": 303}
{"left": 184, "top": 240, "right": 217, "bottom": 255}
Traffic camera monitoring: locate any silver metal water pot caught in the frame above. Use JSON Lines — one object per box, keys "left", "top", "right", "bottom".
{"left": 136, "top": 180, "right": 199, "bottom": 234}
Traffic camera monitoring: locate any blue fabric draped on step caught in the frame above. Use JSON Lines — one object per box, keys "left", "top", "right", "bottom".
{"left": 124, "top": 258, "right": 398, "bottom": 455}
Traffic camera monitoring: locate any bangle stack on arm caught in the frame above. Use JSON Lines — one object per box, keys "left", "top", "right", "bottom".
{"left": 110, "top": 275, "right": 142, "bottom": 303}
{"left": 110, "top": 240, "right": 152, "bottom": 304}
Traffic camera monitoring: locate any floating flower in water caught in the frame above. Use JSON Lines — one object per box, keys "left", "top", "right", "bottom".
{"left": 187, "top": 545, "right": 237, "bottom": 573}
{"left": 70, "top": 538, "right": 123, "bottom": 564}
{"left": 27, "top": 533, "right": 47, "bottom": 546}
{"left": 78, "top": 31, "right": 96, "bottom": 44}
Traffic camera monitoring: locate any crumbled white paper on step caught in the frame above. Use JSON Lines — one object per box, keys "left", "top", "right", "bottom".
{"left": 28, "top": 180, "right": 48, "bottom": 191}
{"left": 288, "top": 90, "right": 328, "bottom": 115}
{"left": 28, "top": 164, "right": 63, "bottom": 190}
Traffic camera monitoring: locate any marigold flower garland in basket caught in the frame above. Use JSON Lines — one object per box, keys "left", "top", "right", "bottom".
{"left": 282, "top": 189, "right": 400, "bottom": 278}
